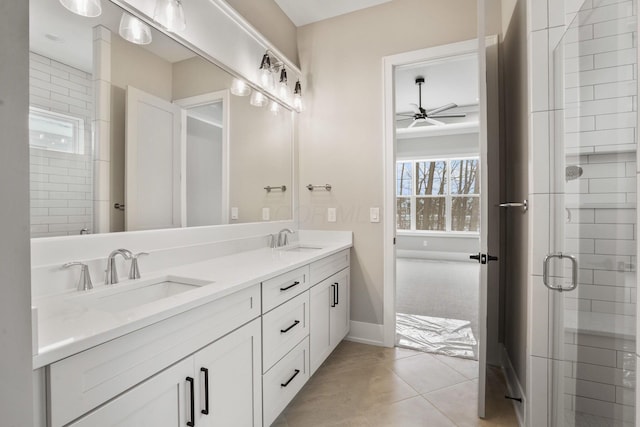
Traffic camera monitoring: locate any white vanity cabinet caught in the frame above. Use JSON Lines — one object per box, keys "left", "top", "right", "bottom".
{"left": 309, "top": 267, "right": 350, "bottom": 374}
{"left": 69, "top": 318, "right": 261, "bottom": 427}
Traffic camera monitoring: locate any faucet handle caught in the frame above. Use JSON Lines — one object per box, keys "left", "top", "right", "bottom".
{"left": 63, "top": 262, "right": 93, "bottom": 291}
{"left": 129, "top": 252, "right": 149, "bottom": 280}
{"left": 268, "top": 234, "right": 277, "bottom": 249}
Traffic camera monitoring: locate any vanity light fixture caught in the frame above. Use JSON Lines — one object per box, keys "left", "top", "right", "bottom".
{"left": 269, "top": 100, "right": 280, "bottom": 116}
{"left": 293, "top": 80, "right": 305, "bottom": 112}
{"left": 258, "top": 52, "right": 273, "bottom": 90}
{"left": 153, "top": 0, "right": 186, "bottom": 33}
{"left": 230, "top": 78, "right": 251, "bottom": 96}
{"left": 119, "top": 13, "right": 152, "bottom": 45}
{"left": 59, "top": 0, "right": 102, "bottom": 17}
{"left": 278, "top": 67, "right": 289, "bottom": 101}
{"left": 250, "top": 91, "right": 268, "bottom": 107}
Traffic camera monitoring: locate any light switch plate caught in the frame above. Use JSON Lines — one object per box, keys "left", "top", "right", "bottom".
{"left": 262, "top": 207, "right": 270, "bottom": 221}
{"left": 231, "top": 207, "right": 238, "bottom": 220}
{"left": 328, "top": 207, "right": 337, "bottom": 222}
{"left": 370, "top": 207, "right": 380, "bottom": 223}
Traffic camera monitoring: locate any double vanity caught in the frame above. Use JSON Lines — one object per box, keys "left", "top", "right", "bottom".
{"left": 32, "top": 231, "right": 352, "bottom": 426}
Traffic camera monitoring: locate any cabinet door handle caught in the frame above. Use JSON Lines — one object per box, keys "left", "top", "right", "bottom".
{"left": 280, "top": 320, "right": 300, "bottom": 333}
{"left": 280, "top": 281, "right": 300, "bottom": 291}
{"left": 330, "top": 284, "right": 336, "bottom": 307}
{"left": 335, "top": 282, "right": 339, "bottom": 305}
{"left": 280, "top": 369, "right": 300, "bottom": 387}
{"left": 200, "top": 367, "right": 209, "bottom": 415}
{"left": 186, "top": 376, "right": 195, "bottom": 426}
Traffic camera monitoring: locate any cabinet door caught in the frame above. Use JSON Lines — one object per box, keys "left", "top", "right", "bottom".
{"left": 69, "top": 358, "right": 193, "bottom": 427}
{"left": 194, "top": 318, "right": 262, "bottom": 427}
{"left": 330, "top": 269, "right": 350, "bottom": 348}
{"left": 309, "top": 278, "right": 332, "bottom": 374}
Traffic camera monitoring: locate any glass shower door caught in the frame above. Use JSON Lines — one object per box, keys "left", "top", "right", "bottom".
{"left": 549, "top": 1, "right": 637, "bottom": 425}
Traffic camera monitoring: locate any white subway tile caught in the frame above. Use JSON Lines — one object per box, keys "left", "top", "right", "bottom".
{"left": 68, "top": 215, "right": 92, "bottom": 223}
{"left": 50, "top": 60, "right": 88, "bottom": 78}
{"left": 30, "top": 190, "right": 49, "bottom": 200}
{"left": 30, "top": 208, "right": 48, "bottom": 216}
{"left": 50, "top": 92, "right": 86, "bottom": 109}
{"left": 574, "top": 361, "right": 635, "bottom": 387}
{"left": 30, "top": 225, "right": 49, "bottom": 234}
{"left": 596, "top": 111, "right": 637, "bottom": 130}
{"left": 564, "top": 296, "right": 593, "bottom": 311}
{"left": 49, "top": 192, "right": 85, "bottom": 200}
{"left": 587, "top": 152, "right": 636, "bottom": 163}
{"left": 51, "top": 76, "right": 87, "bottom": 93}
{"left": 575, "top": 333, "right": 635, "bottom": 351}
{"left": 31, "top": 216, "right": 68, "bottom": 225}
{"left": 576, "top": 1, "right": 634, "bottom": 26}
{"left": 29, "top": 68, "right": 50, "bottom": 83}
{"left": 594, "top": 209, "right": 637, "bottom": 225}
{"left": 581, "top": 162, "right": 627, "bottom": 178}
{"left": 30, "top": 182, "right": 67, "bottom": 192}
{"left": 589, "top": 177, "right": 636, "bottom": 193}
{"left": 29, "top": 173, "right": 48, "bottom": 183}
{"left": 567, "top": 238, "right": 596, "bottom": 253}
{"left": 68, "top": 200, "right": 92, "bottom": 208}
{"left": 593, "top": 15, "right": 637, "bottom": 38}
{"left": 30, "top": 199, "right": 67, "bottom": 208}
{"left": 563, "top": 25, "right": 594, "bottom": 44}
{"left": 595, "top": 239, "right": 636, "bottom": 255}
{"left": 48, "top": 175, "right": 86, "bottom": 185}
{"left": 565, "top": 97, "right": 633, "bottom": 117}
{"left": 574, "top": 395, "right": 634, "bottom": 422}
{"left": 592, "top": 300, "right": 636, "bottom": 316}
{"left": 565, "top": 55, "right": 595, "bottom": 73}
{"left": 625, "top": 162, "right": 636, "bottom": 176}
{"left": 29, "top": 95, "right": 69, "bottom": 113}
{"left": 67, "top": 184, "right": 92, "bottom": 193}
{"left": 565, "top": 192, "right": 627, "bottom": 205}
{"left": 48, "top": 159, "right": 89, "bottom": 170}
{"left": 594, "top": 143, "right": 636, "bottom": 153}
{"left": 617, "top": 351, "right": 636, "bottom": 370}
{"left": 29, "top": 86, "right": 50, "bottom": 100}
{"left": 48, "top": 207, "right": 86, "bottom": 216}
{"left": 616, "top": 386, "right": 636, "bottom": 406}
{"left": 577, "top": 284, "right": 630, "bottom": 302}
{"left": 568, "top": 208, "right": 596, "bottom": 223}
{"left": 594, "top": 48, "right": 637, "bottom": 69}
{"left": 565, "top": 86, "right": 595, "bottom": 104}
{"left": 531, "top": 29, "right": 550, "bottom": 112}
{"left": 30, "top": 52, "right": 50, "bottom": 65}
{"left": 564, "top": 377, "right": 616, "bottom": 401}
{"left": 565, "top": 65, "right": 634, "bottom": 88}
{"left": 49, "top": 223, "right": 89, "bottom": 233}
{"left": 564, "top": 128, "right": 635, "bottom": 148}
{"left": 564, "top": 33, "right": 634, "bottom": 58}
{"left": 594, "top": 81, "right": 637, "bottom": 99}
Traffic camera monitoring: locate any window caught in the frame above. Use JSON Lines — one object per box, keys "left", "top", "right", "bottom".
{"left": 396, "top": 158, "right": 479, "bottom": 233}
{"left": 29, "top": 107, "right": 85, "bottom": 154}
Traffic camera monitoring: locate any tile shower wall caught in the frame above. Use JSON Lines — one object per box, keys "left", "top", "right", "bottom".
{"left": 29, "top": 52, "right": 94, "bottom": 238}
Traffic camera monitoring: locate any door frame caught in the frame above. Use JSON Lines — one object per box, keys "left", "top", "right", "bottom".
{"left": 174, "top": 90, "right": 231, "bottom": 226}
{"left": 382, "top": 37, "right": 489, "bottom": 347}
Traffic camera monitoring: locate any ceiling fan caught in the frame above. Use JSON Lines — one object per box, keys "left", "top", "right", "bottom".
{"left": 397, "top": 76, "right": 466, "bottom": 127}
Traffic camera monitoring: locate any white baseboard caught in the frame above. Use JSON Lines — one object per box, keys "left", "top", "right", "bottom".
{"left": 345, "top": 321, "right": 385, "bottom": 346}
{"left": 500, "top": 344, "right": 525, "bottom": 427}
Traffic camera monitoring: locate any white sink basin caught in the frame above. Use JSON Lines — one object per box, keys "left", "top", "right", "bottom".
{"left": 71, "top": 276, "right": 212, "bottom": 313}
{"left": 280, "top": 245, "right": 323, "bottom": 253}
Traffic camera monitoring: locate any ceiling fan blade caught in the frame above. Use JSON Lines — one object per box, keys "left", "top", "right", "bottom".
{"left": 424, "top": 117, "right": 445, "bottom": 126}
{"left": 428, "top": 113, "right": 467, "bottom": 118}
{"left": 425, "top": 103, "right": 458, "bottom": 116}
{"left": 396, "top": 117, "right": 414, "bottom": 121}
{"left": 409, "top": 103, "right": 421, "bottom": 114}
{"left": 408, "top": 119, "right": 422, "bottom": 128}
{"left": 397, "top": 113, "right": 416, "bottom": 117}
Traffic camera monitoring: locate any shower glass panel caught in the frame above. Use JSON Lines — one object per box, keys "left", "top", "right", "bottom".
{"left": 550, "top": 1, "right": 637, "bottom": 425}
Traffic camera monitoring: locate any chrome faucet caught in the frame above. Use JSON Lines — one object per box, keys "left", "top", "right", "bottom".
{"left": 129, "top": 252, "right": 149, "bottom": 280}
{"left": 277, "top": 228, "right": 295, "bottom": 247}
{"left": 105, "top": 249, "right": 132, "bottom": 285}
{"left": 63, "top": 262, "right": 93, "bottom": 291}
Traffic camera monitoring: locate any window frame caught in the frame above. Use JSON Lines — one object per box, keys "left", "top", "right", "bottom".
{"left": 396, "top": 155, "right": 480, "bottom": 235}
{"left": 28, "top": 106, "right": 86, "bottom": 155}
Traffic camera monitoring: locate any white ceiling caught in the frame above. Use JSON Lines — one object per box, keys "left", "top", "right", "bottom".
{"left": 30, "top": 0, "right": 195, "bottom": 73}
{"left": 395, "top": 53, "right": 479, "bottom": 128}
{"left": 274, "top": 0, "right": 392, "bottom": 26}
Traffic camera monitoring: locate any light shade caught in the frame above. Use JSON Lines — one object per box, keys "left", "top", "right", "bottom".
{"left": 153, "top": 0, "right": 186, "bottom": 32}
{"left": 230, "top": 78, "right": 251, "bottom": 96}
{"left": 258, "top": 53, "right": 273, "bottom": 90}
{"left": 269, "top": 101, "right": 280, "bottom": 115}
{"left": 293, "top": 80, "right": 304, "bottom": 112}
{"left": 250, "top": 91, "right": 268, "bottom": 107}
{"left": 59, "top": 0, "right": 102, "bottom": 17}
{"left": 119, "top": 13, "right": 152, "bottom": 45}
{"left": 278, "top": 67, "right": 289, "bottom": 101}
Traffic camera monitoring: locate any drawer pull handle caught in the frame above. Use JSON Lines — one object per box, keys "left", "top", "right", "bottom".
{"left": 330, "top": 284, "right": 336, "bottom": 307}
{"left": 280, "top": 281, "right": 300, "bottom": 291}
{"left": 200, "top": 367, "right": 210, "bottom": 415}
{"left": 281, "top": 369, "right": 300, "bottom": 387}
{"left": 280, "top": 320, "right": 300, "bottom": 333}
{"left": 186, "top": 376, "right": 195, "bottom": 426}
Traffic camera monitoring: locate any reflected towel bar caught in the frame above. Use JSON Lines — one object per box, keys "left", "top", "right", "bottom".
{"left": 264, "top": 185, "right": 286, "bottom": 192}
{"left": 306, "top": 184, "right": 332, "bottom": 191}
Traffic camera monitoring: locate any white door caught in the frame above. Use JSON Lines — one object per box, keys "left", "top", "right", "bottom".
{"left": 329, "top": 269, "right": 350, "bottom": 348}
{"left": 126, "top": 86, "right": 183, "bottom": 231}
{"left": 193, "top": 319, "right": 262, "bottom": 427}
{"left": 309, "top": 278, "right": 332, "bottom": 374}
{"left": 69, "top": 358, "right": 193, "bottom": 427}
{"left": 475, "top": 35, "right": 500, "bottom": 418}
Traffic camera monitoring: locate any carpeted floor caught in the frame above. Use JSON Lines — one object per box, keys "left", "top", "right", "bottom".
{"left": 396, "top": 258, "right": 479, "bottom": 358}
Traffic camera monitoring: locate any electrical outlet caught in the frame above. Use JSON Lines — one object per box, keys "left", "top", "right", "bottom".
{"left": 328, "top": 207, "right": 337, "bottom": 222}
{"left": 262, "top": 207, "right": 270, "bottom": 221}
{"left": 231, "top": 207, "right": 239, "bottom": 220}
{"left": 423, "top": 240, "right": 428, "bottom": 247}
{"left": 370, "top": 207, "right": 380, "bottom": 223}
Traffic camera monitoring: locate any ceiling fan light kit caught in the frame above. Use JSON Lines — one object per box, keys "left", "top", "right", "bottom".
{"left": 397, "top": 75, "right": 466, "bottom": 127}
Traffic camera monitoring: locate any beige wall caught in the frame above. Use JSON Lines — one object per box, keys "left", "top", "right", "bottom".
{"left": 110, "top": 35, "right": 173, "bottom": 231}
{"left": 297, "top": 0, "right": 501, "bottom": 325}
{"left": 500, "top": 0, "right": 528, "bottom": 390}
{"left": 0, "top": 0, "right": 34, "bottom": 423}
{"left": 225, "top": 0, "right": 299, "bottom": 66}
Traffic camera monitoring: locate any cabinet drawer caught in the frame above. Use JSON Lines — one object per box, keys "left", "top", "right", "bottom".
{"left": 48, "top": 284, "right": 260, "bottom": 427}
{"left": 309, "top": 249, "right": 350, "bottom": 284}
{"left": 262, "top": 265, "right": 310, "bottom": 313}
{"left": 262, "top": 291, "right": 309, "bottom": 372}
{"left": 263, "top": 337, "right": 309, "bottom": 427}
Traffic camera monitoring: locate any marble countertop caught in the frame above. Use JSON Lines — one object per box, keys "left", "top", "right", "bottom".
{"left": 32, "top": 238, "right": 351, "bottom": 369}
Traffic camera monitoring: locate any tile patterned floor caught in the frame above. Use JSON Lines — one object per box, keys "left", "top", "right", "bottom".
{"left": 272, "top": 341, "right": 519, "bottom": 427}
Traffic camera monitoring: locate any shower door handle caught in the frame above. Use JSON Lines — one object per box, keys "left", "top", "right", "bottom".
{"left": 543, "top": 253, "right": 578, "bottom": 292}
